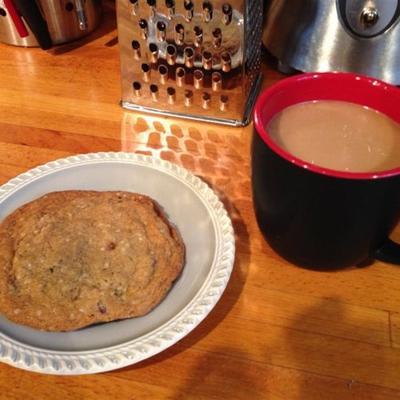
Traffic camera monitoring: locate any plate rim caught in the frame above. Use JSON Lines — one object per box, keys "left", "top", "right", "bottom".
{"left": 0, "top": 152, "right": 235, "bottom": 375}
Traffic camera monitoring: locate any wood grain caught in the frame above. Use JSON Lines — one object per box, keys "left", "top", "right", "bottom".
{"left": 0, "top": 1, "right": 399, "bottom": 399}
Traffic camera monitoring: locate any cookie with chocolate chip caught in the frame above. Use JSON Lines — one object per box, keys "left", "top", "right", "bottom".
{"left": 0, "top": 191, "right": 185, "bottom": 331}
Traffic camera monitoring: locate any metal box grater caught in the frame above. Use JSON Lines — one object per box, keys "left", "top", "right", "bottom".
{"left": 116, "top": 0, "right": 263, "bottom": 126}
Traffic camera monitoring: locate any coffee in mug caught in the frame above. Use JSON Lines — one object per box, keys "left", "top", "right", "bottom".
{"left": 267, "top": 100, "right": 400, "bottom": 173}
{"left": 252, "top": 72, "right": 400, "bottom": 270}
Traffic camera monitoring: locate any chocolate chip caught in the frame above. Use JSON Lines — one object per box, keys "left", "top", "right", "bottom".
{"left": 97, "top": 301, "right": 107, "bottom": 314}
{"left": 113, "top": 287, "right": 124, "bottom": 297}
{"left": 106, "top": 242, "right": 116, "bottom": 250}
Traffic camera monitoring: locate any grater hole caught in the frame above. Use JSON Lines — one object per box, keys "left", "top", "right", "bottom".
{"left": 202, "top": 51, "right": 213, "bottom": 69}
{"left": 131, "top": 40, "right": 140, "bottom": 50}
{"left": 184, "top": 90, "right": 193, "bottom": 106}
{"left": 212, "top": 72, "right": 222, "bottom": 91}
{"left": 220, "top": 95, "right": 229, "bottom": 111}
{"left": 130, "top": 0, "right": 138, "bottom": 3}
{"left": 157, "top": 21, "right": 166, "bottom": 31}
{"left": 203, "top": 2, "right": 213, "bottom": 11}
{"left": 221, "top": 52, "right": 230, "bottom": 62}
{"left": 65, "top": 2, "right": 74, "bottom": 11}
{"left": 166, "top": 44, "right": 177, "bottom": 65}
{"left": 149, "top": 43, "right": 159, "bottom": 62}
{"left": 167, "top": 87, "right": 176, "bottom": 104}
{"left": 176, "top": 67, "right": 186, "bottom": 86}
{"left": 158, "top": 65, "right": 168, "bottom": 83}
{"left": 185, "top": 47, "right": 194, "bottom": 57}
{"left": 222, "top": 3, "right": 232, "bottom": 15}
{"left": 167, "top": 87, "right": 176, "bottom": 95}
{"left": 141, "top": 63, "right": 150, "bottom": 72}
{"left": 165, "top": 0, "right": 174, "bottom": 7}
{"left": 213, "top": 28, "right": 222, "bottom": 38}
{"left": 139, "top": 19, "right": 148, "bottom": 29}
{"left": 159, "top": 65, "right": 168, "bottom": 74}
{"left": 175, "top": 23, "right": 185, "bottom": 44}
{"left": 167, "top": 45, "right": 176, "bottom": 55}
{"left": 133, "top": 81, "right": 142, "bottom": 96}
{"left": 175, "top": 24, "right": 184, "bottom": 34}
{"left": 194, "top": 70, "right": 204, "bottom": 89}
{"left": 194, "top": 70, "right": 204, "bottom": 80}
{"left": 0, "top": 8, "right": 6, "bottom": 17}
{"left": 203, "top": 51, "right": 212, "bottom": 60}
{"left": 150, "top": 84, "right": 159, "bottom": 100}
{"left": 202, "top": 1, "right": 213, "bottom": 21}
{"left": 176, "top": 67, "right": 185, "bottom": 78}
{"left": 202, "top": 92, "right": 211, "bottom": 109}
{"left": 194, "top": 26, "right": 202, "bottom": 36}
{"left": 147, "top": 0, "right": 156, "bottom": 6}
{"left": 184, "top": 0, "right": 193, "bottom": 10}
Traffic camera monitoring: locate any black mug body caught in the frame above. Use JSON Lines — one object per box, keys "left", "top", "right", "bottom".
{"left": 252, "top": 133, "right": 400, "bottom": 270}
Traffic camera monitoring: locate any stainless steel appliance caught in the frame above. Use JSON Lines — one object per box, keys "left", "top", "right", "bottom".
{"left": 117, "top": 0, "right": 263, "bottom": 126}
{"left": 263, "top": 0, "right": 400, "bottom": 84}
{"left": 0, "top": 0, "right": 102, "bottom": 49}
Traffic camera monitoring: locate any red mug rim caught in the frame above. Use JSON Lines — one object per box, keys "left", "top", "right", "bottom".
{"left": 253, "top": 72, "right": 400, "bottom": 180}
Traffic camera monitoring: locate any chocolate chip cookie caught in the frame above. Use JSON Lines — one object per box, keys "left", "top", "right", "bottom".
{"left": 0, "top": 191, "right": 185, "bottom": 331}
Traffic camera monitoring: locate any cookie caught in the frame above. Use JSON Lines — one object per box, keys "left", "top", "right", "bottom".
{"left": 0, "top": 191, "right": 185, "bottom": 331}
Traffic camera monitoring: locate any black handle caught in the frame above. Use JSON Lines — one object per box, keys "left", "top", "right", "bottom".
{"left": 375, "top": 239, "right": 400, "bottom": 265}
{"left": 13, "top": 0, "right": 52, "bottom": 50}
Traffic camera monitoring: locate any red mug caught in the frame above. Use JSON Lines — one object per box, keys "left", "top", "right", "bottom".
{"left": 252, "top": 72, "right": 400, "bottom": 269}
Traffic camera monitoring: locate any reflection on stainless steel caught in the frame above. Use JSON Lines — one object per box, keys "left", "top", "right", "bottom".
{"left": 0, "top": 0, "right": 102, "bottom": 47}
{"left": 117, "top": 0, "right": 263, "bottom": 126}
{"left": 263, "top": 0, "right": 400, "bottom": 84}
{"left": 74, "top": 0, "right": 88, "bottom": 31}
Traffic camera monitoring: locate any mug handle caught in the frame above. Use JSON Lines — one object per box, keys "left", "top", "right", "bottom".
{"left": 375, "top": 239, "right": 400, "bottom": 265}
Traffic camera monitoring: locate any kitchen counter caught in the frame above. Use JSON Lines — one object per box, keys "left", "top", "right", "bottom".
{"left": 0, "top": 2, "right": 400, "bottom": 399}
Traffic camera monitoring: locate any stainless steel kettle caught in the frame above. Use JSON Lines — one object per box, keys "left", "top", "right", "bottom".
{"left": 263, "top": 0, "right": 400, "bottom": 84}
{"left": 0, "top": 0, "right": 102, "bottom": 49}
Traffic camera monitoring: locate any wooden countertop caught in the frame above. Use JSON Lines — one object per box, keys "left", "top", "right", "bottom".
{"left": 0, "top": 2, "right": 400, "bottom": 399}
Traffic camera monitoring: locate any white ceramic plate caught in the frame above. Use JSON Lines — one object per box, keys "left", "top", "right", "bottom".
{"left": 0, "top": 152, "right": 235, "bottom": 375}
